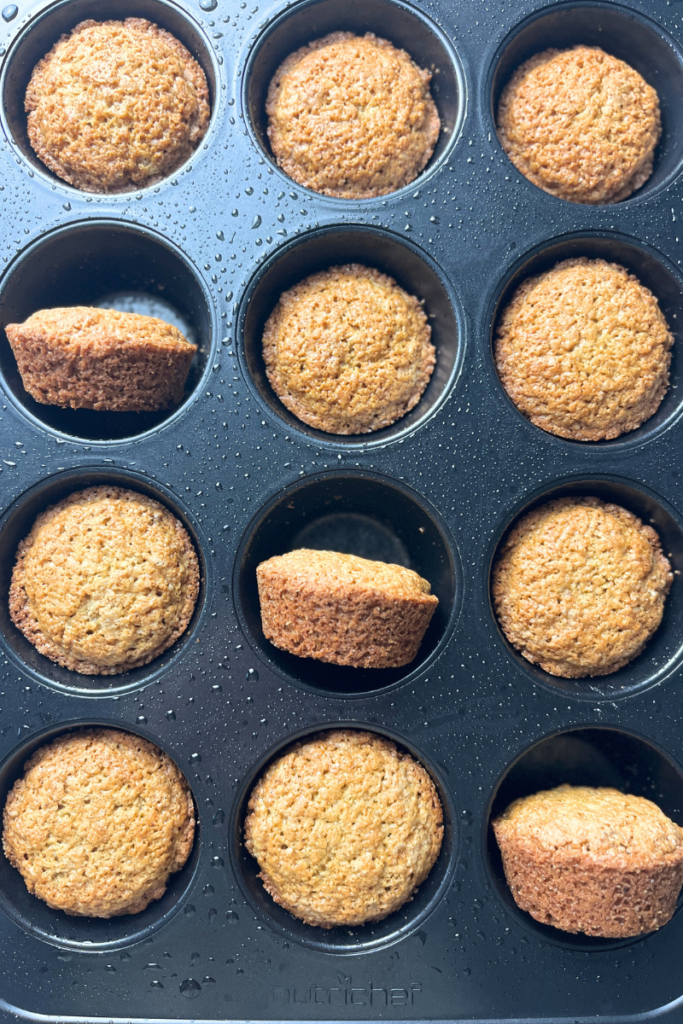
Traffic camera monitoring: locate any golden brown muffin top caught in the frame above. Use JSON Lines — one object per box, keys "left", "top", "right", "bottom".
{"left": 494, "top": 258, "right": 672, "bottom": 441}
{"left": 257, "top": 548, "right": 437, "bottom": 603}
{"left": 8, "top": 307, "right": 197, "bottom": 357}
{"left": 493, "top": 785, "right": 683, "bottom": 872}
{"left": 244, "top": 729, "right": 443, "bottom": 928}
{"left": 263, "top": 264, "right": 435, "bottom": 435}
{"left": 25, "top": 18, "right": 210, "bottom": 193}
{"left": 2, "top": 728, "right": 195, "bottom": 917}
{"left": 10, "top": 486, "right": 199, "bottom": 675}
{"left": 492, "top": 497, "right": 673, "bottom": 678}
{"left": 266, "top": 32, "right": 440, "bottom": 198}
{"left": 497, "top": 46, "right": 661, "bottom": 204}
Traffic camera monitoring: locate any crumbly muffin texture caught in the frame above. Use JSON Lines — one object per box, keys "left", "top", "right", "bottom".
{"left": 25, "top": 18, "right": 210, "bottom": 193}
{"left": 244, "top": 729, "right": 443, "bottom": 928}
{"left": 9, "top": 486, "right": 200, "bottom": 675}
{"left": 263, "top": 265, "right": 435, "bottom": 435}
{"left": 3, "top": 728, "right": 195, "bottom": 917}
{"left": 6, "top": 307, "right": 197, "bottom": 412}
{"left": 492, "top": 497, "right": 672, "bottom": 678}
{"left": 256, "top": 548, "right": 438, "bottom": 668}
{"left": 266, "top": 32, "right": 440, "bottom": 199}
{"left": 493, "top": 784, "right": 683, "bottom": 937}
{"left": 497, "top": 46, "right": 661, "bottom": 204}
{"left": 494, "top": 258, "right": 672, "bottom": 441}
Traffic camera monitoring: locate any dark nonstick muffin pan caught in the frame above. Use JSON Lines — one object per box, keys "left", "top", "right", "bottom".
{"left": 1, "top": 0, "right": 683, "bottom": 1021}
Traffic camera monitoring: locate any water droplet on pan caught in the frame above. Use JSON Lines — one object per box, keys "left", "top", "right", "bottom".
{"left": 180, "top": 978, "right": 202, "bottom": 998}
{"left": 2, "top": 6, "right": 18, "bottom": 22}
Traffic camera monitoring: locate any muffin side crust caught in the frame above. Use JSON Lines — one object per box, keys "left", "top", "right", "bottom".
{"left": 497, "top": 46, "right": 661, "bottom": 204}
{"left": 266, "top": 32, "right": 440, "bottom": 199}
{"left": 9, "top": 486, "right": 200, "bottom": 675}
{"left": 494, "top": 258, "right": 672, "bottom": 441}
{"left": 493, "top": 784, "right": 683, "bottom": 937}
{"left": 244, "top": 729, "right": 443, "bottom": 928}
{"left": 6, "top": 307, "right": 197, "bottom": 412}
{"left": 25, "top": 18, "right": 210, "bottom": 193}
{"left": 263, "top": 264, "right": 436, "bottom": 435}
{"left": 256, "top": 548, "right": 438, "bottom": 668}
{"left": 492, "top": 497, "right": 672, "bottom": 678}
{"left": 2, "top": 728, "right": 195, "bottom": 917}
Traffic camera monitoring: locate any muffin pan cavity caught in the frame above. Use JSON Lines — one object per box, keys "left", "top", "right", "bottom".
{"left": 236, "top": 471, "right": 459, "bottom": 695}
{"left": 489, "top": 2, "right": 683, "bottom": 203}
{"left": 0, "top": 722, "right": 200, "bottom": 952}
{"left": 0, "top": 0, "right": 218, "bottom": 193}
{"left": 243, "top": 0, "right": 464, "bottom": 200}
{"left": 489, "top": 233, "right": 683, "bottom": 449}
{"left": 490, "top": 477, "right": 683, "bottom": 700}
{"left": 239, "top": 226, "right": 462, "bottom": 446}
{"left": 0, "top": 468, "right": 208, "bottom": 696}
{"left": 231, "top": 723, "right": 456, "bottom": 954}
{"left": 0, "top": 221, "right": 214, "bottom": 442}
{"left": 486, "top": 727, "right": 683, "bottom": 950}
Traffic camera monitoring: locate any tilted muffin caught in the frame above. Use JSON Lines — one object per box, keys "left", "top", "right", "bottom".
{"left": 492, "top": 497, "right": 672, "bottom": 678}
{"left": 25, "top": 18, "right": 210, "bottom": 193}
{"left": 9, "top": 486, "right": 199, "bottom": 675}
{"left": 494, "top": 258, "right": 673, "bottom": 441}
{"left": 245, "top": 729, "right": 443, "bottom": 928}
{"left": 497, "top": 46, "right": 661, "bottom": 204}
{"left": 493, "top": 785, "right": 683, "bottom": 937}
{"left": 3, "top": 728, "right": 195, "bottom": 917}
{"left": 257, "top": 548, "right": 438, "bottom": 668}
{"left": 263, "top": 265, "right": 435, "bottom": 434}
{"left": 6, "top": 307, "right": 197, "bottom": 412}
{"left": 266, "top": 32, "right": 440, "bottom": 199}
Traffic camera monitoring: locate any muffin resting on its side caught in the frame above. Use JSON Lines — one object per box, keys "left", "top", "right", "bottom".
{"left": 6, "top": 307, "right": 197, "bottom": 412}
{"left": 9, "top": 486, "right": 200, "bottom": 676}
{"left": 244, "top": 729, "right": 443, "bottom": 928}
{"left": 497, "top": 46, "right": 661, "bottom": 204}
{"left": 266, "top": 32, "right": 440, "bottom": 199}
{"left": 492, "top": 497, "right": 672, "bottom": 678}
{"left": 494, "top": 258, "right": 673, "bottom": 441}
{"left": 256, "top": 548, "right": 438, "bottom": 668}
{"left": 493, "top": 785, "right": 683, "bottom": 937}
{"left": 263, "top": 265, "right": 435, "bottom": 435}
{"left": 25, "top": 18, "right": 210, "bottom": 193}
{"left": 2, "top": 728, "right": 195, "bottom": 918}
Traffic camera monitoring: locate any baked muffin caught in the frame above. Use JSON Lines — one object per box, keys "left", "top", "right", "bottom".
{"left": 6, "top": 307, "right": 197, "bottom": 412}
{"left": 497, "top": 46, "right": 661, "bottom": 204}
{"left": 25, "top": 18, "right": 210, "bottom": 192}
{"left": 9, "top": 486, "right": 199, "bottom": 675}
{"left": 256, "top": 548, "right": 438, "bottom": 668}
{"left": 244, "top": 729, "right": 443, "bottom": 928}
{"left": 263, "top": 265, "right": 435, "bottom": 434}
{"left": 492, "top": 497, "right": 672, "bottom": 678}
{"left": 493, "top": 784, "right": 683, "bottom": 937}
{"left": 3, "top": 728, "right": 195, "bottom": 917}
{"left": 266, "top": 32, "right": 440, "bottom": 198}
{"left": 494, "top": 258, "right": 673, "bottom": 441}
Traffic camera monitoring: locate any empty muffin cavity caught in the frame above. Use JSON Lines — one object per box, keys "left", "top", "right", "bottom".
{"left": 0, "top": 221, "right": 214, "bottom": 442}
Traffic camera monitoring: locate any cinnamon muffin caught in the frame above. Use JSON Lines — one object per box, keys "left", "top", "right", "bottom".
{"left": 6, "top": 307, "right": 197, "bottom": 412}
{"left": 494, "top": 258, "right": 673, "bottom": 441}
{"left": 244, "top": 729, "right": 443, "bottom": 928}
{"left": 497, "top": 46, "right": 661, "bottom": 204}
{"left": 266, "top": 32, "right": 440, "bottom": 198}
{"left": 256, "top": 548, "right": 438, "bottom": 668}
{"left": 493, "top": 784, "right": 683, "bottom": 937}
{"left": 492, "top": 497, "right": 672, "bottom": 678}
{"left": 25, "top": 18, "right": 210, "bottom": 192}
{"left": 263, "top": 265, "right": 435, "bottom": 434}
{"left": 9, "top": 486, "right": 199, "bottom": 675}
{"left": 3, "top": 728, "right": 195, "bottom": 917}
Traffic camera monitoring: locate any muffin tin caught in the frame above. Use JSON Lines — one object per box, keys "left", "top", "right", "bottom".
{"left": 0, "top": 0, "right": 683, "bottom": 1019}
